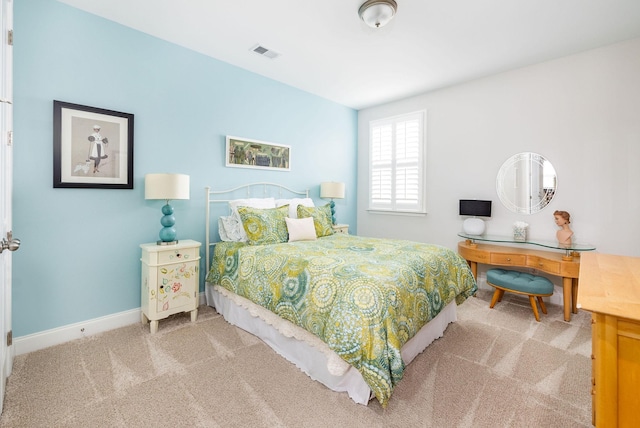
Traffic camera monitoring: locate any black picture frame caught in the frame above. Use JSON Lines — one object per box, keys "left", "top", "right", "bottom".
{"left": 53, "top": 100, "right": 134, "bottom": 189}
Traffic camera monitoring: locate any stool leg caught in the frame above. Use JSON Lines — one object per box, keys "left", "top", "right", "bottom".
{"left": 537, "top": 296, "right": 548, "bottom": 314}
{"left": 496, "top": 289, "right": 505, "bottom": 302}
{"left": 529, "top": 296, "right": 541, "bottom": 322}
{"left": 490, "top": 289, "right": 501, "bottom": 308}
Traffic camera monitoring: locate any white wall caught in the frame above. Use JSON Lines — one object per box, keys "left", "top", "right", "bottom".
{"left": 357, "top": 37, "right": 640, "bottom": 298}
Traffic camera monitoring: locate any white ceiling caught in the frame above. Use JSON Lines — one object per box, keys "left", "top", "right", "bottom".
{"left": 56, "top": 0, "right": 640, "bottom": 110}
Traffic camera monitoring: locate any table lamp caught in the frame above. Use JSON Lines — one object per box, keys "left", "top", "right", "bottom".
{"left": 320, "top": 182, "right": 345, "bottom": 225}
{"left": 145, "top": 173, "right": 190, "bottom": 245}
{"left": 459, "top": 199, "right": 492, "bottom": 235}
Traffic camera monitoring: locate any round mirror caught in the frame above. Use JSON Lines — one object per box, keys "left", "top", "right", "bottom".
{"left": 496, "top": 152, "right": 557, "bottom": 214}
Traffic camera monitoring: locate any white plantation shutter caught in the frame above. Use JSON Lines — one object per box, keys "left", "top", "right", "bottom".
{"left": 370, "top": 123, "right": 393, "bottom": 207}
{"left": 369, "top": 111, "right": 425, "bottom": 213}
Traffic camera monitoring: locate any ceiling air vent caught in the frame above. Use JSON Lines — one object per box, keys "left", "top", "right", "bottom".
{"left": 250, "top": 44, "right": 280, "bottom": 59}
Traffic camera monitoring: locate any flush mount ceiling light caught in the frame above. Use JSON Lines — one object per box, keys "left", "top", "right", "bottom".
{"left": 358, "top": 0, "right": 398, "bottom": 28}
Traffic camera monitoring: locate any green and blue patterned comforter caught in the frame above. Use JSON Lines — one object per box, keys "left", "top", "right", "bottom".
{"left": 206, "top": 234, "right": 477, "bottom": 407}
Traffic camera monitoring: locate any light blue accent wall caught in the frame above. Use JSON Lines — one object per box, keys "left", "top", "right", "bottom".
{"left": 13, "top": 0, "right": 357, "bottom": 337}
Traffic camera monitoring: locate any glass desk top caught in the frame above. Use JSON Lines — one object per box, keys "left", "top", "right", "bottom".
{"left": 458, "top": 232, "right": 596, "bottom": 252}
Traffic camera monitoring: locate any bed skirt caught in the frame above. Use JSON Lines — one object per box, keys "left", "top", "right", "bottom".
{"left": 205, "top": 283, "right": 457, "bottom": 405}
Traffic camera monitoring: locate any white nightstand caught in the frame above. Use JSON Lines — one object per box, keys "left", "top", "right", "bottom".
{"left": 140, "top": 240, "right": 201, "bottom": 333}
{"left": 332, "top": 224, "right": 349, "bottom": 234}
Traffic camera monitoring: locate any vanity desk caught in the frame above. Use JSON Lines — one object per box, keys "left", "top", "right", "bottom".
{"left": 458, "top": 233, "right": 596, "bottom": 321}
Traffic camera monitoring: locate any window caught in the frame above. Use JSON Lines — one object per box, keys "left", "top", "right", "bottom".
{"left": 369, "top": 111, "right": 426, "bottom": 213}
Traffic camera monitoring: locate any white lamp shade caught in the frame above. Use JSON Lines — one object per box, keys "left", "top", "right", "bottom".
{"left": 463, "top": 218, "right": 486, "bottom": 235}
{"left": 320, "top": 182, "right": 345, "bottom": 199}
{"left": 145, "top": 173, "right": 190, "bottom": 200}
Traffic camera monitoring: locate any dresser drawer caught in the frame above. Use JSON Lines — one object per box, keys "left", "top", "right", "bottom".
{"left": 527, "top": 256, "right": 560, "bottom": 274}
{"left": 491, "top": 253, "right": 526, "bottom": 265}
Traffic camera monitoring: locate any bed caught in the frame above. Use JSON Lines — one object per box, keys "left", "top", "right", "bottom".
{"left": 204, "top": 183, "right": 477, "bottom": 407}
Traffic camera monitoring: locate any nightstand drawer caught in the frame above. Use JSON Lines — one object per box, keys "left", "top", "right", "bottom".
{"left": 332, "top": 224, "right": 349, "bottom": 234}
{"left": 156, "top": 247, "right": 198, "bottom": 264}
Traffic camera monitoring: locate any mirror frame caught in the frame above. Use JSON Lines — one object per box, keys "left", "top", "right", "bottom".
{"left": 496, "top": 152, "right": 557, "bottom": 214}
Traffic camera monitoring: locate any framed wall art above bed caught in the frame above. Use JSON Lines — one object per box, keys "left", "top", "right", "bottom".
{"left": 225, "top": 135, "right": 291, "bottom": 171}
{"left": 53, "top": 100, "right": 134, "bottom": 189}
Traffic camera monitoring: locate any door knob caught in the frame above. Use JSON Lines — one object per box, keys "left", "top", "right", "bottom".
{"left": 0, "top": 231, "right": 20, "bottom": 253}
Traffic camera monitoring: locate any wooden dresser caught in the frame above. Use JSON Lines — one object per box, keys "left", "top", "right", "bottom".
{"left": 577, "top": 252, "right": 640, "bottom": 427}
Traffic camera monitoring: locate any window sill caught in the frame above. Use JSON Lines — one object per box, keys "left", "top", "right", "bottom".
{"left": 366, "top": 209, "right": 427, "bottom": 217}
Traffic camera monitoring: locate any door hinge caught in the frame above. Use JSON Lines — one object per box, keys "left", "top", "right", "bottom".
{"left": 6, "top": 330, "right": 12, "bottom": 347}
{"left": 7, "top": 130, "right": 12, "bottom": 146}
{"left": 7, "top": 30, "right": 13, "bottom": 46}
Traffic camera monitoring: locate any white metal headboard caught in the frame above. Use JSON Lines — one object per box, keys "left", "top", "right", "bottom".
{"left": 205, "top": 182, "right": 309, "bottom": 275}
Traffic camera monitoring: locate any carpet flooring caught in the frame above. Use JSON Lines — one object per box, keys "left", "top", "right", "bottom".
{"left": 0, "top": 289, "right": 593, "bottom": 427}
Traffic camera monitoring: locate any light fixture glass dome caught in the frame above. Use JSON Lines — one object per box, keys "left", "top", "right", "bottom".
{"left": 358, "top": 0, "right": 398, "bottom": 28}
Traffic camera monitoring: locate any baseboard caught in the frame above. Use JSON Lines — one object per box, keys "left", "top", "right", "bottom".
{"left": 14, "top": 292, "right": 208, "bottom": 356}
{"left": 13, "top": 308, "right": 140, "bottom": 356}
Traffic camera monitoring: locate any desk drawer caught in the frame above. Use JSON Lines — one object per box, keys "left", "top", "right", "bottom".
{"left": 527, "top": 256, "right": 560, "bottom": 274}
{"left": 460, "top": 246, "right": 491, "bottom": 263}
{"left": 491, "top": 253, "right": 526, "bottom": 266}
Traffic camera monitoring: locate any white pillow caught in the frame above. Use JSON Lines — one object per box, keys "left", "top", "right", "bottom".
{"left": 230, "top": 198, "right": 276, "bottom": 219}
{"left": 228, "top": 198, "right": 276, "bottom": 241}
{"left": 218, "top": 215, "right": 246, "bottom": 242}
{"left": 285, "top": 217, "right": 317, "bottom": 242}
{"left": 276, "top": 198, "right": 315, "bottom": 219}
{"left": 218, "top": 217, "right": 231, "bottom": 241}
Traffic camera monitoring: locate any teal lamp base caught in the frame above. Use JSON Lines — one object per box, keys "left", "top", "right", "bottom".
{"left": 157, "top": 203, "right": 178, "bottom": 245}
{"left": 329, "top": 200, "right": 337, "bottom": 225}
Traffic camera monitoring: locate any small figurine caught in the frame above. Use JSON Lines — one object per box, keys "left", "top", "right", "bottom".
{"left": 554, "top": 210, "right": 573, "bottom": 245}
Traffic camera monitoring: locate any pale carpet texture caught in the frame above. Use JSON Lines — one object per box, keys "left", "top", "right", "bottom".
{"left": 0, "top": 289, "right": 592, "bottom": 427}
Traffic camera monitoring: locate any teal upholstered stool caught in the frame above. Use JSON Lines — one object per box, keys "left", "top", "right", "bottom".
{"left": 486, "top": 268, "right": 554, "bottom": 322}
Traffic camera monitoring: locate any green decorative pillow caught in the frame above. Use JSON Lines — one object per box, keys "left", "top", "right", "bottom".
{"left": 237, "top": 205, "right": 289, "bottom": 245}
{"left": 297, "top": 203, "right": 335, "bottom": 237}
